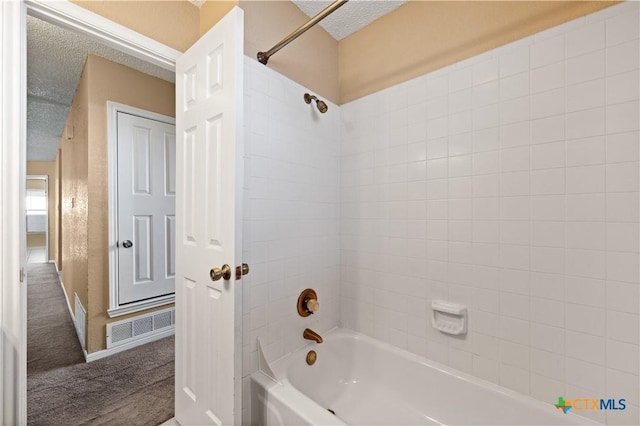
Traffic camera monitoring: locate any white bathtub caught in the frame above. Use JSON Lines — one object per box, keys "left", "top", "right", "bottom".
{"left": 251, "top": 328, "right": 599, "bottom": 426}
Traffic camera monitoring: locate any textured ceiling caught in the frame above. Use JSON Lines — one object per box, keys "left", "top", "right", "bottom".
{"left": 27, "top": 15, "right": 174, "bottom": 161}
{"left": 291, "top": 0, "right": 407, "bottom": 40}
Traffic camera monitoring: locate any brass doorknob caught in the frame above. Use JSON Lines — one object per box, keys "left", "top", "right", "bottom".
{"left": 210, "top": 264, "right": 231, "bottom": 281}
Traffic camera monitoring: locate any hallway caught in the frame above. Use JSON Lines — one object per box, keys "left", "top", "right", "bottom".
{"left": 27, "top": 263, "right": 175, "bottom": 426}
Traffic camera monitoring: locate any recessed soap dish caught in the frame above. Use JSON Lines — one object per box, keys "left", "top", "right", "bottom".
{"left": 431, "top": 301, "right": 467, "bottom": 335}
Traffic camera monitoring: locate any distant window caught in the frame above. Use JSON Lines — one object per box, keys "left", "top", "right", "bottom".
{"left": 26, "top": 189, "right": 47, "bottom": 212}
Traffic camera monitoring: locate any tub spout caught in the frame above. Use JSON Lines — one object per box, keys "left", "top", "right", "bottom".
{"left": 303, "top": 328, "right": 323, "bottom": 344}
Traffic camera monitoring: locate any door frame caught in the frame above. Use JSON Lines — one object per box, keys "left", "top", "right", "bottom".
{"left": 107, "top": 102, "right": 176, "bottom": 318}
{"left": 25, "top": 174, "right": 49, "bottom": 263}
{"left": 2, "top": 0, "right": 181, "bottom": 422}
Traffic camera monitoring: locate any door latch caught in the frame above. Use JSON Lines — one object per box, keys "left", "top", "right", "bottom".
{"left": 235, "top": 263, "right": 249, "bottom": 280}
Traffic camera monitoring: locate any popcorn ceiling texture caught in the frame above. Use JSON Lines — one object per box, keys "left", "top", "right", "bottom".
{"left": 291, "top": 0, "right": 407, "bottom": 40}
{"left": 27, "top": 15, "right": 174, "bottom": 161}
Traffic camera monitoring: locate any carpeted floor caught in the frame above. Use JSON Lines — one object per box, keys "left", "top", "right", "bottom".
{"left": 27, "top": 263, "right": 175, "bottom": 426}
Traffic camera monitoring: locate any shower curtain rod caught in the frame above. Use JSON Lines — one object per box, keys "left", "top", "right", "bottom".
{"left": 257, "top": 0, "right": 349, "bottom": 65}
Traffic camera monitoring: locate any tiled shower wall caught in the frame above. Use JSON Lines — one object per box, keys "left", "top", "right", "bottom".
{"left": 241, "top": 57, "right": 341, "bottom": 420}
{"left": 340, "top": 2, "right": 639, "bottom": 424}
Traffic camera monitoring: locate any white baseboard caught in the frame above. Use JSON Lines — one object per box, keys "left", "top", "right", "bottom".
{"left": 85, "top": 327, "right": 175, "bottom": 363}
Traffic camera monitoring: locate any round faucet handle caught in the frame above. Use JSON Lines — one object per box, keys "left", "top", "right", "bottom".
{"left": 306, "top": 298, "right": 319, "bottom": 313}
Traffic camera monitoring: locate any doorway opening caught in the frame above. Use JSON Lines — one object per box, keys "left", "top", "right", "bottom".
{"left": 25, "top": 175, "right": 48, "bottom": 264}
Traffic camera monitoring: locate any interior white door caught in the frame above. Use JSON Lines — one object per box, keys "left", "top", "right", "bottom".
{"left": 117, "top": 112, "right": 176, "bottom": 305}
{"left": 175, "top": 6, "right": 243, "bottom": 425}
{"left": 1, "top": 0, "right": 27, "bottom": 423}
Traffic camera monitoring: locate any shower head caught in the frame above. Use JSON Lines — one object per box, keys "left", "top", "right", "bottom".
{"left": 304, "top": 93, "right": 328, "bottom": 113}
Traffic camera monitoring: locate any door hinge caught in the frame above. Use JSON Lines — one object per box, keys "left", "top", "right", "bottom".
{"left": 20, "top": 267, "right": 24, "bottom": 283}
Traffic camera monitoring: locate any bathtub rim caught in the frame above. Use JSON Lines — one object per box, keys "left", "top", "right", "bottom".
{"left": 260, "top": 327, "right": 601, "bottom": 426}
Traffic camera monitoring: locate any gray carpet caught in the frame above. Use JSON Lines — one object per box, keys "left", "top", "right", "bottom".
{"left": 27, "top": 263, "right": 175, "bottom": 426}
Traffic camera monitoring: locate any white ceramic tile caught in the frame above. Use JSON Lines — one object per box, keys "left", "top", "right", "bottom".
{"left": 500, "top": 171, "right": 530, "bottom": 196}
{"left": 531, "top": 348, "right": 564, "bottom": 378}
{"left": 607, "top": 280, "right": 640, "bottom": 314}
{"left": 566, "top": 20, "right": 605, "bottom": 58}
{"left": 606, "top": 192, "right": 639, "bottom": 222}
{"left": 473, "top": 127, "right": 500, "bottom": 152}
{"left": 566, "top": 50, "right": 605, "bottom": 85}
{"left": 566, "top": 136, "right": 605, "bottom": 167}
{"left": 566, "top": 222, "right": 606, "bottom": 250}
{"left": 565, "top": 330, "right": 605, "bottom": 365}
{"left": 566, "top": 79, "right": 605, "bottom": 113}
{"left": 531, "top": 247, "right": 565, "bottom": 275}
{"left": 499, "top": 364, "right": 530, "bottom": 395}
{"left": 532, "top": 195, "right": 566, "bottom": 222}
{"left": 531, "top": 34, "right": 564, "bottom": 69}
{"left": 531, "top": 142, "right": 565, "bottom": 170}
{"left": 473, "top": 174, "right": 500, "bottom": 198}
{"left": 566, "top": 249, "right": 606, "bottom": 280}
{"left": 607, "top": 251, "right": 640, "bottom": 284}
{"left": 606, "top": 39, "right": 639, "bottom": 76}
{"left": 531, "top": 222, "right": 565, "bottom": 248}
{"left": 426, "top": 96, "right": 448, "bottom": 120}
{"left": 606, "top": 339, "right": 639, "bottom": 374}
{"left": 607, "top": 310, "right": 639, "bottom": 344}
{"left": 530, "top": 272, "right": 565, "bottom": 302}
{"left": 500, "top": 268, "right": 530, "bottom": 296}
{"left": 500, "top": 317, "right": 530, "bottom": 346}
{"left": 566, "top": 194, "right": 606, "bottom": 222}
{"left": 565, "top": 276, "right": 605, "bottom": 308}
{"left": 531, "top": 298, "right": 564, "bottom": 327}
{"left": 472, "top": 150, "right": 500, "bottom": 175}
{"left": 449, "top": 66, "right": 473, "bottom": 92}
{"left": 531, "top": 88, "right": 565, "bottom": 119}
{"left": 531, "top": 62, "right": 565, "bottom": 94}
{"left": 566, "top": 303, "right": 606, "bottom": 336}
{"left": 566, "top": 165, "right": 605, "bottom": 194}
{"left": 530, "top": 373, "right": 565, "bottom": 404}
{"left": 606, "top": 101, "right": 639, "bottom": 134}
{"left": 566, "top": 107, "right": 605, "bottom": 140}
{"left": 606, "top": 70, "right": 639, "bottom": 105}
{"left": 500, "top": 244, "right": 530, "bottom": 270}
{"left": 500, "top": 96, "right": 530, "bottom": 125}
{"left": 473, "top": 81, "right": 500, "bottom": 108}
{"left": 500, "top": 121, "right": 530, "bottom": 149}
{"left": 531, "top": 116, "right": 565, "bottom": 145}
{"left": 607, "top": 162, "right": 639, "bottom": 192}
{"left": 531, "top": 169, "right": 565, "bottom": 195}
{"left": 501, "top": 146, "right": 530, "bottom": 172}
{"left": 450, "top": 177, "right": 473, "bottom": 199}
{"left": 531, "top": 323, "right": 565, "bottom": 354}
{"left": 448, "top": 133, "right": 472, "bottom": 157}
{"left": 448, "top": 154, "right": 472, "bottom": 177}
{"left": 426, "top": 137, "right": 448, "bottom": 159}
{"left": 500, "top": 46, "right": 530, "bottom": 77}
{"left": 473, "top": 105, "right": 498, "bottom": 131}
{"left": 501, "top": 221, "right": 531, "bottom": 246}
{"left": 606, "top": 7, "right": 639, "bottom": 46}
{"left": 500, "top": 72, "right": 529, "bottom": 101}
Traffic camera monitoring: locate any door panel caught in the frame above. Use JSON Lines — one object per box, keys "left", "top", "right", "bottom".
{"left": 117, "top": 112, "right": 176, "bottom": 304}
{"left": 175, "top": 7, "right": 243, "bottom": 425}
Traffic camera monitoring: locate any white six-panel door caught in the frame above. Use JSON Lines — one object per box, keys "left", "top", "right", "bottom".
{"left": 117, "top": 112, "right": 176, "bottom": 305}
{"left": 175, "top": 7, "right": 243, "bottom": 425}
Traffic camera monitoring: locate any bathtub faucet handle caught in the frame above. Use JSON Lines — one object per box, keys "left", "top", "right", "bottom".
{"left": 306, "top": 298, "right": 319, "bottom": 314}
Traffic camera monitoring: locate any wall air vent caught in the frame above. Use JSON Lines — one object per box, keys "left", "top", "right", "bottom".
{"left": 106, "top": 306, "right": 175, "bottom": 348}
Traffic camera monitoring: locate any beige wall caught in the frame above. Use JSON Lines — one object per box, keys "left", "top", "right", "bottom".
{"left": 85, "top": 55, "right": 175, "bottom": 353}
{"left": 26, "top": 162, "right": 58, "bottom": 260}
{"left": 339, "top": 0, "right": 619, "bottom": 103}
{"left": 71, "top": 0, "right": 200, "bottom": 52}
{"left": 59, "top": 55, "right": 175, "bottom": 353}
{"left": 60, "top": 62, "right": 90, "bottom": 327}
